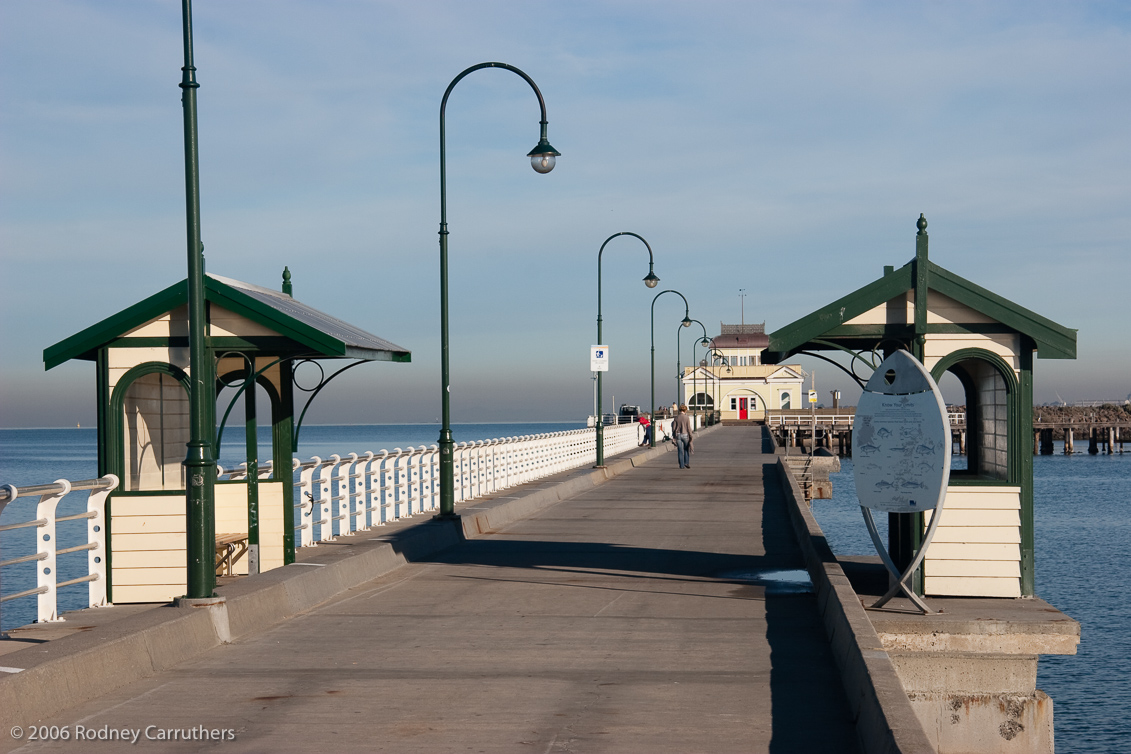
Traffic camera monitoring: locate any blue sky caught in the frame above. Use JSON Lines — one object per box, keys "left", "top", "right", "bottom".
{"left": 2, "top": 0, "right": 1129, "bottom": 427}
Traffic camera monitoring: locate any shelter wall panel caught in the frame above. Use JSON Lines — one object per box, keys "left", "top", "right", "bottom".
{"left": 922, "top": 333, "right": 1020, "bottom": 377}
{"left": 112, "top": 584, "right": 185, "bottom": 603}
{"left": 112, "top": 567, "right": 187, "bottom": 587}
{"left": 112, "top": 550, "right": 184, "bottom": 569}
{"left": 111, "top": 515, "right": 187, "bottom": 535}
{"left": 844, "top": 293, "right": 911, "bottom": 326}
{"left": 925, "top": 291, "right": 997, "bottom": 325}
{"left": 927, "top": 543, "right": 1019, "bottom": 561}
{"left": 930, "top": 527, "right": 1021, "bottom": 544}
{"left": 111, "top": 496, "right": 187, "bottom": 516}
{"left": 924, "top": 576, "right": 1021, "bottom": 598}
{"left": 942, "top": 487, "right": 1022, "bottom": 509}
{"left": 209, "top": 306, "right": 278, "bottom": 338}
{"left": 925, "top": 508, "right": 1021, "bottom": 528}
{"left": 926, "top": 560, "right": 1020, "bottom": 578}
{"left": 122, "top": 305, "right": 189, "bottom": 338}
{"left": 108, "top": 348, "right": 192, "bottom": 389}
{"left": 112, "top": 532, "right": 187, "bottom": 551}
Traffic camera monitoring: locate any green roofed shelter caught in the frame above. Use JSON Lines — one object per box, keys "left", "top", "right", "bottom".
{"left": 43, "top": 269, "right": 410, "bottom": 604}
{"left": 764, "top": 215, "right": 1076, "bottom": 599}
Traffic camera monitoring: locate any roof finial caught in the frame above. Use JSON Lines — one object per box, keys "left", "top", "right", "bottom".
{"left": 282, "top": 266, "right": 293, "bottom": 297}
{"left": 916, "top": 213, "right": 928, "bottom": 235}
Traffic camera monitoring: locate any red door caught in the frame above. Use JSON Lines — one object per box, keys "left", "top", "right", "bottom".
{"left": 739, "top": 397, "right": 748, "bottom": 420}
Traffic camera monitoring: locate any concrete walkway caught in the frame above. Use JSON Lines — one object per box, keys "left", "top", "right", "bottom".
{"left": 7, "top": 427, "right": 859, "bottom": 753}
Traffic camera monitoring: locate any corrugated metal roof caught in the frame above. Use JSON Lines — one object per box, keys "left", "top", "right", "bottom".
{"left": 209, "top": 275, "right": 409, "bottom": 357}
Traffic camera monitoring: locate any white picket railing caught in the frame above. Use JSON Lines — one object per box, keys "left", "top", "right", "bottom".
{"left": 0, "top": 475, "right": 118, "bottom": 632}
{"left": 284, "top": 422, "right": 651, "bottom": 546}
{"left": 1, "top": 423, "right": 655, "bottom": 628}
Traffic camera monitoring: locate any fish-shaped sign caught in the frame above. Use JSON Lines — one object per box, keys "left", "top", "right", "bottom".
{"left": 852, "top": 350, "right": 950, "bottom": 513}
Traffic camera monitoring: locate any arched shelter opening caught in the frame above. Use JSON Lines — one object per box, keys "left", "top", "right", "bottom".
{"left": 763, "top": 216, "right": 1075, "bottom": 598}
{"left": 44, "top": 269, "right": 410, "bottom": 603}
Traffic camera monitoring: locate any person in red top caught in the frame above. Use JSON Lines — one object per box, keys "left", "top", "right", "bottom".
{"left": 638, "top": 414, "right": 652, "bottom": 446}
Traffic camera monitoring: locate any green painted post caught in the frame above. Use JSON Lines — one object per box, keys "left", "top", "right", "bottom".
{"left": 179, "top": 0, "right": 217, "bottom": 599}
{"left": 244, "top": 372, "right": 259, "bottom": 575}
{"left": 437, "top": 63, "right": 559, "bottom": 518}
{"left": 595, "top": 233, "right": 659, "bottom": 467}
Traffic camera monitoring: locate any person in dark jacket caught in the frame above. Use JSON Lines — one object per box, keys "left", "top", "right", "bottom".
{"left": 671, "top": 404, "right": 693, "bottom": 468}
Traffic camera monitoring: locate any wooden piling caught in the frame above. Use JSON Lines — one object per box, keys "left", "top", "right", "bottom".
{"left": 1064, "top": 428, "right": 1074, "bottom": 454}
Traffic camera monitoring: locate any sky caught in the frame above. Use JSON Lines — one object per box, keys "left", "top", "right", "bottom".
{"left": 1, "top": 0, "right": 1129, "bottom": 428}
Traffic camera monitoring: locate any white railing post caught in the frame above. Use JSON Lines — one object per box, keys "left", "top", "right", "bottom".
{"left": 420, "top": 445, "right": 436, "bottom": 515}
{"left": 35, "top": 480, "right": 69, "bottom": 623}
{"left": 379, "top": 450, "right": 396, "bottom": 522}
{"left": 86, "top": 474, "right": 117, "bottom": 609}
{"left": 297, "top": 458, "right": 319, "bottom": 548}
{"left": 409, "top": 452, "right": 422, "bottom": 515}
{"left": 315, "top": 456, "right": 338, "bottom": 543}
{"left": 389, "top": 449, "right": 406, "bottom": 519}
{"left": 337, "top": 453, "right": 357, "bottom": 537}
{"left": 354, "top": 452, "right": 373, "bottom": 531}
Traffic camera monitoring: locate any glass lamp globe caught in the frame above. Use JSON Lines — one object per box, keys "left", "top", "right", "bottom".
{"left": 531, "top": 152, "right": 556, "bottom": 174}
{"left": 643, "top": 271, "right": 660, "bottom": 288}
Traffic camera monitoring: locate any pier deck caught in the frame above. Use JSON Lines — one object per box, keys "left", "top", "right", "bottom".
{"left": 3, "top": 427, "right": 867, "bottom": 753}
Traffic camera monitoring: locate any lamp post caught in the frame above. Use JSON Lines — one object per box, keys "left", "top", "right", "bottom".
{"left": 678, "top": 318, "right": 705, "bottom": 413}
{"left": 692, "top": 330, "right": 711, "bottom": 422}
{"left": 179, "top": 0, "right": 217, "bottom": 600}
{"left": 677, "top": 318, "right": 708, "bottom": 417}
{"left": 436, "top": 63, "right": 559, "bottom": 519}
{"left": 708, "top": 347, "right": 730, "bottom": 423}
{"left": 595, "top": 232, "right": 659, "bottom": 467}
{"left": 651, "top": 290, "right": 691, "bottom": 447}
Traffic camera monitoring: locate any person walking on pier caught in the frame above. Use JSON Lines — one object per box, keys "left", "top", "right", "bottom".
{"left": 672, "top": 404, "right": 694, "bottom": 468}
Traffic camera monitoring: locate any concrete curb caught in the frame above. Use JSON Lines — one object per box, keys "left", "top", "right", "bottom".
{"left": 775, "top": 456, "right": 935, "bottom": 754}
{"left": 0, "top": 433, "right": 694, "bottom": 731}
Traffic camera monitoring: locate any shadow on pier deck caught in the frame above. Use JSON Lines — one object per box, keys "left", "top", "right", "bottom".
{"left": 2, "top": 426, "right": 933, "bottom": 753}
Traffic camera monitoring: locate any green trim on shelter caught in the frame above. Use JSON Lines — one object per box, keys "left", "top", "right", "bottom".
{"left": 44, "top": 273, "right": 410, "bottom": 369}
{"left": 764, "top": 259, "right": 1076, "bottom": 364}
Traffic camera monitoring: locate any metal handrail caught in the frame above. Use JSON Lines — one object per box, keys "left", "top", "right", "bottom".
{"left": 0, "top": 474, "right": 118, "bottom": 631}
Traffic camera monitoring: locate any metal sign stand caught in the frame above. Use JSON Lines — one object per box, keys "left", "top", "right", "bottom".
{"left": 852, "top": 350, "right": 951, "bottom": 615}
{"left": 861, "top": 506, "right": 945, "bottom": 613}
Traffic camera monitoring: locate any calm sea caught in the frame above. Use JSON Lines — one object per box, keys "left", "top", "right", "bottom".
{"left": 2, "top": 427, "right": 1127, "bottom": 750}
{"left": 812, "top": 444, "right": 1130, "bottom": 754}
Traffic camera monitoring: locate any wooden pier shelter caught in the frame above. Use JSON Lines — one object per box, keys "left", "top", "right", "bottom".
{"left": 43, "top": 271, "right": 409, "bottom": 603}
{"left": 763, "top": 216, "right": 1076, "bottom": 598}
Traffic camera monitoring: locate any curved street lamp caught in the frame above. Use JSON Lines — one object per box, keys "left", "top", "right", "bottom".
{"left": 595, "top": 232, "right": 659, "bottom": 466}
{"left": 691, "top": 325, "right": 712, "bottom": 422}
{"left": 707, "top": 347, "right": 731, "bottom": 423}
{"left": 677, "top": 318, "right": 708, "bottom": 414}
{"left": 651, "top": 290, "right": 692, "bottom": 447}
{"left": 437, "top": 62, "right": 559, "bottom": 518}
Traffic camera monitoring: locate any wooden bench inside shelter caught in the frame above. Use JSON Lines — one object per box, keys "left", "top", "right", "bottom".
{"left": 214, "top": 533, "right": 249, "bottom": 576}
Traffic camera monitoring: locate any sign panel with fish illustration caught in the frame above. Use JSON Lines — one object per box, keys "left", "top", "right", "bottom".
{"left": 852, "top": 350, "right": 950, "bottom": 513}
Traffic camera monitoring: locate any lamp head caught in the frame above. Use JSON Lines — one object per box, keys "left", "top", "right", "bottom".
{"left": 681, "top": 315, "right": 692, "bottom": 328}
{"left": 700, "top": 337, "right": 710, "bottom": 346}
{"left": 528, "top": 139, "right": 560, "bottom": 174}
{"left": 643, "top": 270, "right": 660, "bottom": 289}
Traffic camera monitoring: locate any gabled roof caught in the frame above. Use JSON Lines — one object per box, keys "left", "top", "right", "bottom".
{"left": 44, "top": 273, "right": 411, "bottom": 370}
{"left": 764, "top": 247, "right": 1076, "bottom": 364}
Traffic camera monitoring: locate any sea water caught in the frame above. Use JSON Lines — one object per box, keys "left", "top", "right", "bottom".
{"left": 812, "top": 444, "right": 1130, "bottom": 754}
